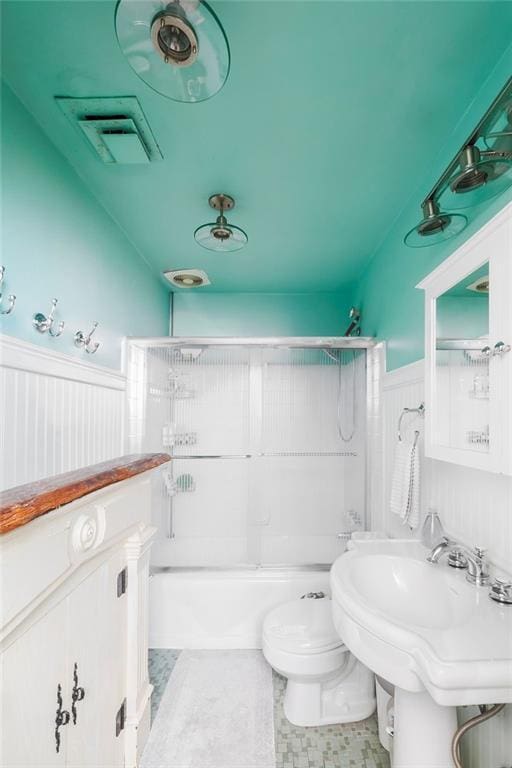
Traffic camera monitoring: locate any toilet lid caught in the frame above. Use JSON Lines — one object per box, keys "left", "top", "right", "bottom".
{"left": 263, "top": 596, "right": 344, "bottom": 654}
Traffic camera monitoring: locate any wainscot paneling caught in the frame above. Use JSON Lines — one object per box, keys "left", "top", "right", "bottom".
{"left": 0, "top": 334, "right": 125, "bottom": 491}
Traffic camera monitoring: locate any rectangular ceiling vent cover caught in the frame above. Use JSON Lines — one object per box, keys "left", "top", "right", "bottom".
{"left": 56, "top": 96, "right": 163, "bottom": 164}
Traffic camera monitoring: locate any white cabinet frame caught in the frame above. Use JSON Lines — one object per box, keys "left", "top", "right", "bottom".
{"left": 417, "top": 201, "right": 512, "bottom": 475}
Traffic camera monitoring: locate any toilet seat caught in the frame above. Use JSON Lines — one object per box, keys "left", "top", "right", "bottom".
{"left": 263, "top": 596, "right": 345, "bottom": 655}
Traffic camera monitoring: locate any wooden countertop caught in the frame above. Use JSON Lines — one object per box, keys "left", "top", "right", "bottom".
{"left": 0, "top": 453, "right": 170, "bottom": 535}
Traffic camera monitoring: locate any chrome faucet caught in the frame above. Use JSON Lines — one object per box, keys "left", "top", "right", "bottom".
{"left": 427, "top": 538, "right": 490, "bottom": 586}
{"left": 426, "top": 537, "right": 452, "bottom": 563}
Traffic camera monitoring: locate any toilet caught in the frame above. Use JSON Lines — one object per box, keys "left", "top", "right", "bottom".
{"left": 262, "top": 593, "right": 375, "bottom": 727}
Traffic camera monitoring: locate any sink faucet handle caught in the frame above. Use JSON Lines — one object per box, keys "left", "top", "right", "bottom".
{"left": 447, "top": 548, "right": 468, "bottom": 569}
{"left": 489, "top": 578, "right": 512, "bottom": 605}
{"left": 465, "top": 546, "right": 491, "bottom": 586}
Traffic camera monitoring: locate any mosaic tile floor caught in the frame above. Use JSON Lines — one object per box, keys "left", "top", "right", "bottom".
{"left": 273, "top": 672, "right": 390, "bottom": 768}
{"left": 148, "top": 648, "right": 181, "bottom": 722}
{"left": 148, "top": 650, "right": 390, "bottom": 768}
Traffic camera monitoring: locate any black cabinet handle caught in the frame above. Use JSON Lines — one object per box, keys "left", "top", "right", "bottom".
{"left": 71, "top": 663, "right": 86, "bottom": 725}
{"left": 55, "top": 684, "right": 70, "bottom": 753}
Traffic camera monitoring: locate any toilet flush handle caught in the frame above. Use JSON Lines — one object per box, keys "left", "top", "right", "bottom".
{"left": 300, "top": 592, "right": 326, "bottom": 599}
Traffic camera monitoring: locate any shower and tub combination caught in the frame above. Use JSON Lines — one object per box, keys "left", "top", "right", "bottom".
{"left": 126, "top": 336, "right": 374, "bottom": 649}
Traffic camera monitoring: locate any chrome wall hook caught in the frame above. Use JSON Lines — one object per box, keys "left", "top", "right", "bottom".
{"left": 74, "top": 321, "right": 100, "bottom": 354}
{"left": 0, "top": 266, "right": 16, "bottom": 315}
{"left": 33, "top": 298, "right": 65, "bottom": 337}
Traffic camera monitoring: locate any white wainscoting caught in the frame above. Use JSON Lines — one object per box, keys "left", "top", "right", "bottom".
{"left": 373, "top": 354, "right": 512, "bottom": 768}
{"left": 0, "top": 334, "right": 126, "bottom": 491}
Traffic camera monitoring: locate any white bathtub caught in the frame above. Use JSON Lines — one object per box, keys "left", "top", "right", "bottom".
{"left": 149, "top": 566, "right": 331, "bottom": 649}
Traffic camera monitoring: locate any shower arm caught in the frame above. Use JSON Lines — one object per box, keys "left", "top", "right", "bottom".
{"left": 344, "top": 308, "right": 361, "bottom": 337}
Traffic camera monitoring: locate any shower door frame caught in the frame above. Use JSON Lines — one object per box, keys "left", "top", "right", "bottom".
{"left": 125, "top": 336, "right": 377, "bottom": 568}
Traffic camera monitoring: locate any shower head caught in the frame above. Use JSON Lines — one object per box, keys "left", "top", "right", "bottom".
{"left": 344, "top": 308, "right": 361, "bottom": 337}
{"left": 178, "top": 347, "right": 204, "bottom": 360}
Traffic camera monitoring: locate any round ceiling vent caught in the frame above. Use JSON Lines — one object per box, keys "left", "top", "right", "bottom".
{"left": 163, "top": 268, "right": 211, "bottom": 288}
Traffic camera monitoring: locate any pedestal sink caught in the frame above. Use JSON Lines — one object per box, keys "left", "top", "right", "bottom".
{"left": 330, "top": 539, "right": 512, "bottom": 768}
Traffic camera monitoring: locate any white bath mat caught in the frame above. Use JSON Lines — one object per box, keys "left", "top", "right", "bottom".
{"left": 141, "top": 650, "right": 276, "bottom": 768}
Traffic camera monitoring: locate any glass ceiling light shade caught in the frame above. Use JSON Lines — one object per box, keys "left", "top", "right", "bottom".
{"left": 404, "top": 200, "right": 467, "bottom": 248}
{"left": 194, "top": 193, "right": 248, "bottom": 252}
{"left": 437, "top": 144, "right": 512, "bottom": 211}
{"left": 115, "top": 0, "right": 230, "bottom": 103}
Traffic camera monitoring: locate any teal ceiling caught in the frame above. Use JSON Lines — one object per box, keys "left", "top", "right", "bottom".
{"left": 2, "top": 1, "right": 512, "bottom": 293}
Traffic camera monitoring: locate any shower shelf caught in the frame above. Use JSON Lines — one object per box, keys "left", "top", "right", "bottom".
{"left": 466, "top": 429, "right": 490, "bottom": 446}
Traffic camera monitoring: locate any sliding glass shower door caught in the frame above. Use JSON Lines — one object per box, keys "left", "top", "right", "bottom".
{"left": 128, "top": 342, "right": 367, "bottom": 567}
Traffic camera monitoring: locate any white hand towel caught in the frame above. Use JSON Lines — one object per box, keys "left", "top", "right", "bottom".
{"left": 390, "top": 437, "right": 420, "bottom": 529}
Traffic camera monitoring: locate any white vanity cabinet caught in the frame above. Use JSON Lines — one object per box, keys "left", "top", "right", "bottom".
{"left": 419, "top": 201, "right": 512, "bottom": 474}
{"left": 0, "top": 460, "right": 166, "bottom": 768}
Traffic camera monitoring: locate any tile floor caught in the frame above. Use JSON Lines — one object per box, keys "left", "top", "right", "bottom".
{"left": 272, "top": 671, "right": 389, "bottom": 768}
{"left": 148, "top": 648, "right": 180, "bottom": 723}
{"left": 148, "top": 649, "right": 390, "bottom": 768}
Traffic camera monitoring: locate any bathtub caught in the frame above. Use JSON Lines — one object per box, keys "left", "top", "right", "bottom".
{"left": 149, "top": 566, "right": 331, "bottom": 649}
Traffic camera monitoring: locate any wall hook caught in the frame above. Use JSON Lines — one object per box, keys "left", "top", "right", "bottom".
{"left": 74, "top": 321, "right": 100, "bottom": 354}
{"left": 33, "top": 298, "right": 65, "bottom": 337}
{"left": 0, "top": 266, "right": 16, "bottom": 315}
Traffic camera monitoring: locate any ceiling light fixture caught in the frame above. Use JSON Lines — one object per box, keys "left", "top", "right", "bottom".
{"left": 404, "top": 200, "right": 467, "bottom": 248}
{"left": 194, "top": 194, "right": 248, "bottom": 252}
{"left": 438, "top": 144, "right": 512, "bottom": 210}
{"left": 405, "top": 77, "right": 512, "bottom": 248}
{"left": 115, "top": 0, "right": 230, "bottom": 103}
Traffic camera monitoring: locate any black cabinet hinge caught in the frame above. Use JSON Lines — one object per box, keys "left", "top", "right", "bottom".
{"left": 115, "top": 698, "right": 127, "bottom": 737}
{"left": 117, "top": 567, "right": 128, "bottom": 597}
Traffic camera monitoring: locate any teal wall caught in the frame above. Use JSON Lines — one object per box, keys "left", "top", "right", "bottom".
{"left": 354, "top": 43, "right": 512, "bottom": 371}
{"left": 437, "top": 295, "right": 488, "bottom": 340}
{"left": 0, "top": 82, "right": 169, "bottom": 369}
{"left": 172, "top": 292, "right": 352, "bottom": 337}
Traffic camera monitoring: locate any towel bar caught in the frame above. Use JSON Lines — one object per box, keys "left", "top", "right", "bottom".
{"left": 398, "top": 402, "right": 425, "bottom": 441}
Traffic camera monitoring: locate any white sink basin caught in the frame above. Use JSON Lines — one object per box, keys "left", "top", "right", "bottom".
{"left": 348, "top": 554, "right": 473, "bottom": 630}
{"left": 330, "top": 539, "right": 512, "bottom": 707}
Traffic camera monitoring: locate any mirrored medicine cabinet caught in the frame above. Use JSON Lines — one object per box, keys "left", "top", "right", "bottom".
{"left": 419, "top": 202, "right": 512, "bottom": 474}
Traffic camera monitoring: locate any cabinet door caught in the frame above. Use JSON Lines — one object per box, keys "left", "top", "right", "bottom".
{"left": 1, "top": 599, "right": 69, "bottom": 767}
{"left": 65, "top": 555, "right": 127, "bottom": 768}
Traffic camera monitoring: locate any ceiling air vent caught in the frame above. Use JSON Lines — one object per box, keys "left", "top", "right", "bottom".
{"left": 163, "top": 269, "right": 211, "bottom": 288}
{"left": 56, "top": 96, "right": 163, "bottom": 164}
